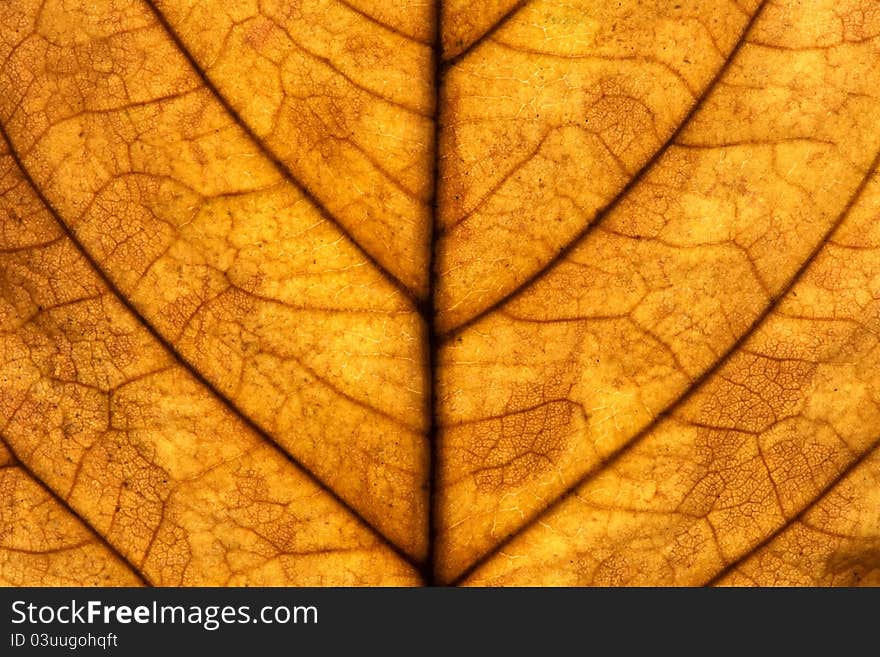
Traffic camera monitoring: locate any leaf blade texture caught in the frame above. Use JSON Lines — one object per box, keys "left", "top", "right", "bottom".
{"left": 1, "top": 0, "right": 879, "bottom": 586}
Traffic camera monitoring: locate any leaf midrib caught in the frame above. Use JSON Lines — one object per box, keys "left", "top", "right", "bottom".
{"left": 423, "top": 0, "right": 444, "bottom": 586}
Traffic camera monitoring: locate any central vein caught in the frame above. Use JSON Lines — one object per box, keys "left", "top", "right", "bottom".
{"left": 424, "top": 0, "right": 445, "bottom": 586}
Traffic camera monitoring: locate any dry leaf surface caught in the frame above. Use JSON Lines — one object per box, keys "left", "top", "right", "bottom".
{"left": 1, "top": 0, "right": 879, "bottom": 586}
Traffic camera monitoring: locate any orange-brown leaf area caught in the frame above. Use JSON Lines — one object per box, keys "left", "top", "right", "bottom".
{"left": 1, "top": 0, "right": 879, "bottom": 586}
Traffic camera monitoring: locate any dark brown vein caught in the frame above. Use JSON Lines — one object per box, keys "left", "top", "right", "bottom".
{"left": 0, "top": 122, "right": 424, "bottom": 579}
{"left": 450, "top": 144, "right": 880, "bottom": 586}
{"left": 276, "top": 23, "right": 431, "bottom": 118}
{"left": 443, "top": 0, "right": 530, "bottom": 67}
{"left": 335, "top": 0, "right": 432, "bottom": 46}
{"left": 141, "top": 0, "right": 422, "bottom": 307}
{"left": 704, "top": 435, "right": 880, "bottom": 586}
{"left": 441, "top": 0, "right": 769, "bottom": 341}
{"left": 424, "top": 0, "right": 444, "bottom": 587}
{"left": 0, "top": 433, "right": 153, "bottom": 587}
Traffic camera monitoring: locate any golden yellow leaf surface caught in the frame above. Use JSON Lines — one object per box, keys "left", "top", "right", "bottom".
{"left": 1, "top": 0, "right": 879, "bottom": 586}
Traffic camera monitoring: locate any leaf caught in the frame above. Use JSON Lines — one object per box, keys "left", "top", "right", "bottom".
{"left": 0, "top": 441, "right": 145, "bottom": 586}
{"left": 1, "top": 0, "right": 879, "bottom": 586}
